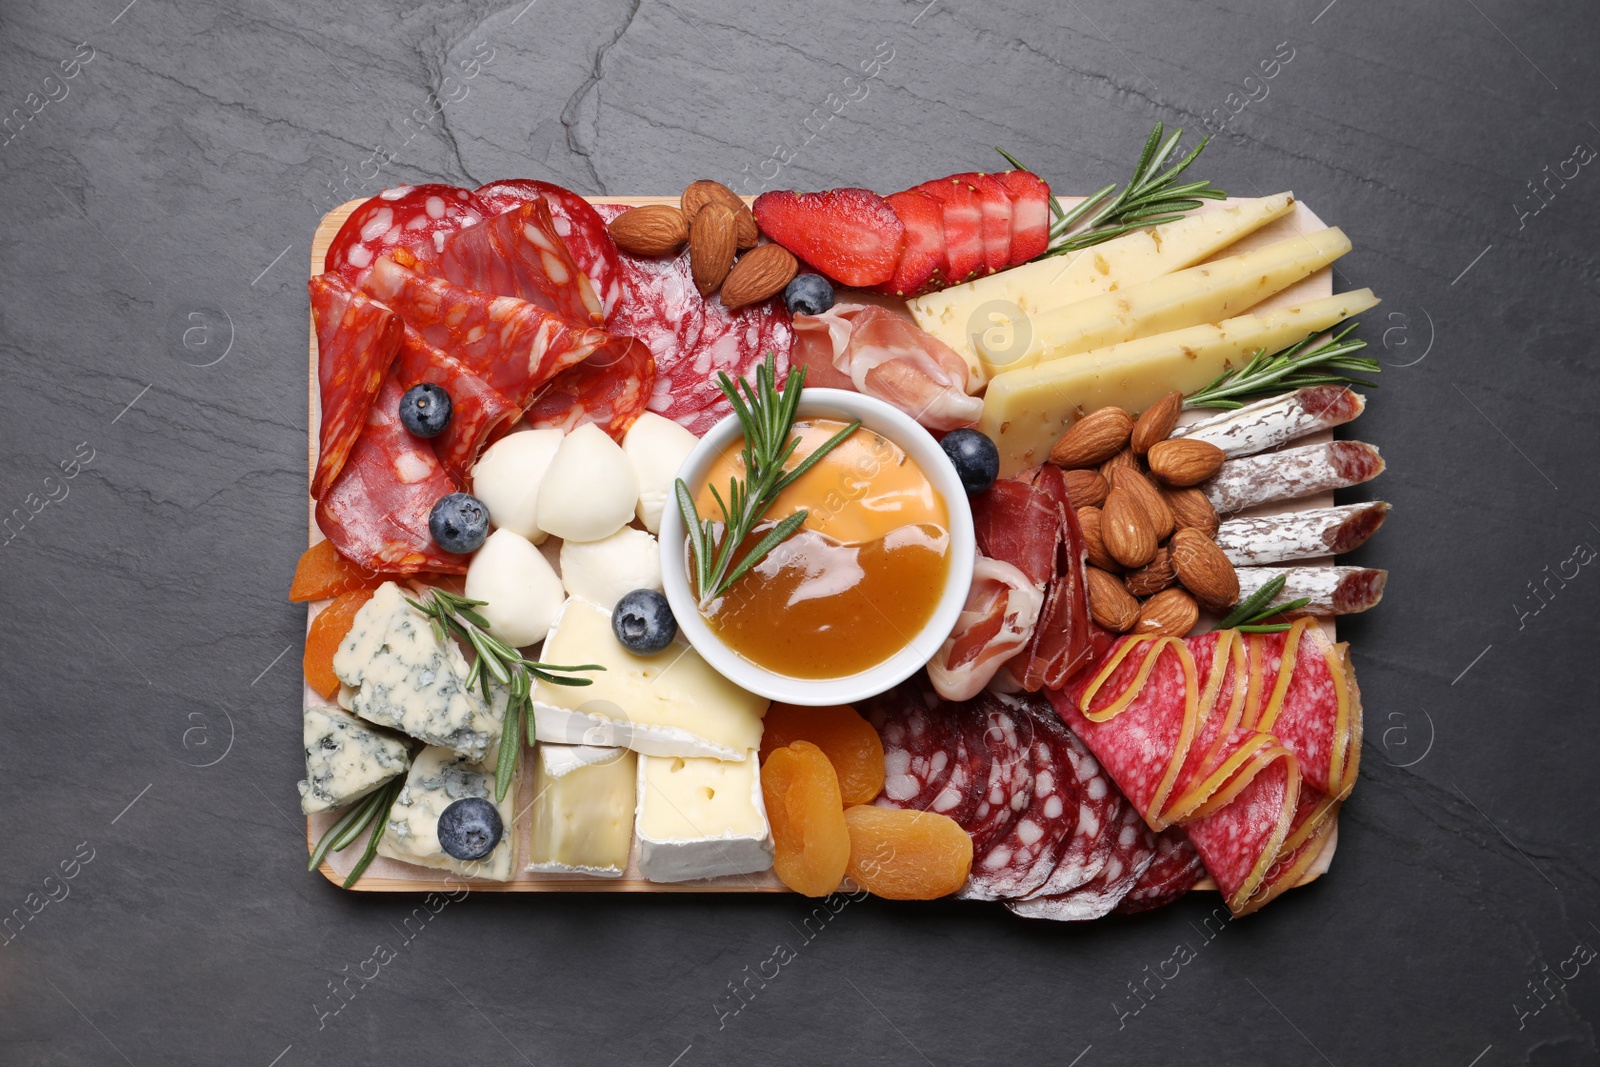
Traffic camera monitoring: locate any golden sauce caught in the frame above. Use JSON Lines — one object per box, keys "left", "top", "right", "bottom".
{"left": 693, "top": 419, "right": 951, "bottom": 679}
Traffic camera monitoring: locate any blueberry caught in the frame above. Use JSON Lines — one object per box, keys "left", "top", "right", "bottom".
{"left": 940, "top": 428, "right": 1000, "bottom": 494}
{"left": 437, "top": 797, "right": 502, "bottom": 861}
{"left": 612, "top": 588, "right": 677, "bottom": 655}
{"left": 399, "top": 383, "right": 453, "bottom": 438}
{"left": 429, "top": 492, "right": 490, "bottom": 554}
{"left": 783, "top": 273, "right": 835, "bottom": 317}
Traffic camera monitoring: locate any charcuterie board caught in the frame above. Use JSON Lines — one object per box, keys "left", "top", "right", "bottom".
{"left": 303, "top": 192, "right": 1348, "bottom": 895}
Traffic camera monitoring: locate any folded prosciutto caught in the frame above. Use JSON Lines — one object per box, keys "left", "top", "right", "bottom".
{"left": 309, "top": 274, "right": 404, "bottom": 499}
{"left": 926, "top": 556, "right": 1043, "bottom": 701}
{"left": 392, "top": 327, "right": 521, "bottom": 485}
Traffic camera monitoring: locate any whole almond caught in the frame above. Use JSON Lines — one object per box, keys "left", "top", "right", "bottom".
{"left": 1050, "top": 407, "right": 1133, "bottom": 468}
{"left": 1099, "top": 448, "right": 1141, "bottom": 481}
{"left": 1087, "top": 567, "right": 1140, "bottom": 633}
{"left": 1134, "top": 588, "right": 1199, "bottom": 636}
{"left": 1123, "top": 546, "right": 1177, "bottom": 598}
{"left": 607, "top": 204, "right": 688, "bottom": 256}
{"left": 720, "top": 243, "right": 798, "bottom": 308}
{"left": 689, "top": 201, "right": 738, "bottom": 296}
{"left": 1131, "top": 391, "right": 1183, "bottom": 454}
{"left": 1109, "top": 467, "right": 1175, "bottom": 541}
{"left": 1169, "top": 527, "right": 1241, "bottom": 610}
{"left": 1147, "top": 438, "right": 1227, "bottom": 487}
{"left": 682, "top": 180, "right": 759, "bottom": 249}
{"left": 1063, "top": 469, "right": 1108, "bottom": 509}
{"left": 1165, "top": 486, "right": 1220, "bottom": 538}
{"left": 1077, "top": 507, "right": 1120, "bottom": 572}
{"left": 1101, "top": 486, "right": 1158, "bottom": 569}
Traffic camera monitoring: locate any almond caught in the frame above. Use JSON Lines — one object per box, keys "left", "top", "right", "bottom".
{"left": 1063, "top": 469, "right": 1108, "bottom": 509}
{"left": 1087, "top": 567, "right": 1140, "bottom": 633}
{"left": 1147, "top": 438, "right": 1226, "bottom": 487}
{"left": 1131, "top": 391, "right": 1183, "bottom": 455}
{"left": 682, "top": 180, "right": 759, "bottom": 249}
{"left": 1133, "top": 588, "right": 1199, "bottom": 636}
{"left": 1109, "top": 467, "right": 1175, "bottom": 541}
{"left": 1099, "top": 448, "right": 1141, "bottom": 481}
{"left": 1165, "top": 486, "right": 1220, "bottom": 538}
{"left": 720, "top": 243, "right": 798, "bottom": 308}
{"left": 1049, "top": 407, "right": 1132, "bottom": 468}
{"left": 1169, "top": 527, "right": 1240, "bottom": 611}
{"left": 1076, "top": 507, "right": 1120, "bottom": 572}
{"left": 1101, "top": 487, "right": 1158, "bottom": 569}
{"left": 1123, "top": 547, "right": 1177, "bottom": 598}
{"left": 689, "top": 202, "right": 738, "bottom": 296}
{"left": 606, "top": 204, "right": 688, "bottom": 256}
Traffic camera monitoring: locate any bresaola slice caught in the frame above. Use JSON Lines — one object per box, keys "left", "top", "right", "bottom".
{"left": 324, "top": 184, "right": 487, "bottom": 285}
{"left": 309, "top": 274, "right": 404, "bottom": 499}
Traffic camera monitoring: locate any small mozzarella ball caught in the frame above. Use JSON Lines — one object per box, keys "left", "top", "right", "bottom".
{"left": 622, "top": 412, "right": 699, "bottom": 535}
{"left": 464, "top": 529, "right": 567, "bottom": 647}
{"left": 559, "top": 527, "right": 663, "bottom": 610}
{"left": 536, "top": 423, "right": 639, "bottom": 543}
{"left": 471, "top": 428, "right": 564, "bottom": 543}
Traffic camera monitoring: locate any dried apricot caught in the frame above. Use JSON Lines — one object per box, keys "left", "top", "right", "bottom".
{"left": 289, "top": 540, "right": 384, "bottom": 603}
{"left": 759, "top": 703, "right": 885, "bottom": 805}
{"left": 761, "top": 741, "right": 850, "bottom": 897}
{"left": 842, "top": 805, "right": 973, "bottom": 900}
{"left": 302, "top": 589, "right": 374, "bottom": 699}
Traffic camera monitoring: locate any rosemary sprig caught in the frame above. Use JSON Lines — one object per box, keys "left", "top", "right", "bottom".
{"left": 676, "top": 352, "right": 859, "bottom": 606}
{"left": 406, "top": 588, "right": 602, "bottom": 802}
{"left": 1213, "top": 575, "right": 1313, "bottom": 633}
{"left": 307, "top": 777, "right": 403, "bottom": 889}
{"left": 1184, "top": 324, "right": 1379, "bottom": 410}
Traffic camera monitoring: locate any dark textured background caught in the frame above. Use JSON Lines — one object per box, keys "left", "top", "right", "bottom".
{"left": 3, "top": 0, "right": 1597, "bottom": 1063}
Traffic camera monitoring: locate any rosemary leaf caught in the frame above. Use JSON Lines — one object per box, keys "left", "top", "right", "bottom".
{"left": 342, "top": 780, "right": 401, "bottom": 889}
{"left": 1215, "top": 575, "right": 1288, "bottom": 630}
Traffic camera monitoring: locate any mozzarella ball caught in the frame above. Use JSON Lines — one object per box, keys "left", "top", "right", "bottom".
{"left": 464, "top": 529, "right": 567, "bottom": 647}
{"left": 559, "top": 527, "right": 663, "bottom": 610}
{"left": 535, "top": 423, "right": 639, "bottom": 543}
{"left": 471, "top": 428, "right": 563, "bottom": 543}
{"left": 622, "top": 412, "right": 699, "bottom": 535}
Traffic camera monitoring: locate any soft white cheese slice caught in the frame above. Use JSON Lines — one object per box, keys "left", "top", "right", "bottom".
{"left": 635, "top": 751, "right": 774, "bottom": 883}
{"left": 558, "top": 527, "right": 662, "bottom": 610}
{"left": 298, "top": 706, "right": 412, "bottom": 814}
{"left": 376, "top": 745, "right": 517, "bottom": 881}
{"left": 528, "top": 744, "right": 637, "bottom": 877}
{"left": 531, "top": 597, "right": 767, "bottom": 760}
{"left": 622, "top": 412, "right": 699, "bottom": 535}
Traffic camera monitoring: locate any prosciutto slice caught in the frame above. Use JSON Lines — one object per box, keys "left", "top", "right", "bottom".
{"left": 392, "top": 328, "right": 520, "bottom": 485}
{"left": 926, "top": 556, "right": 1043, "bottom": 701}
{"left": 792, "top": 303, "right": 982, "bottom": 432}
{"left": 429, "top": 199, "right": 604, "bottom": 325}
{"left": 309, "top": 274, "right": 404, "bottom": 499}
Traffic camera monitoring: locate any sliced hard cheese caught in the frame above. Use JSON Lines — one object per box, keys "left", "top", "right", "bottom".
{"left": 908, "top": 193, "right": 1296, "bottom": 384}
{"left": 298, "top": 705, "right": 411, "bottom": 814}
{"left": 976, "top": 227, "right": 1351, "bottom": 377}
{"left": 532, "top": 597, "right": 768, "bottom": 760}
{"left": 636, "top": 751, "right": 774, "bottom": 883}
{"left": 528, "top": 745, "right": 637, "bottom": 877}
{"left": 376, "top": 745, "right": 518, "bottom": 881}
{"left": 980, "top": 288, "right": 1380, "bottom": 477}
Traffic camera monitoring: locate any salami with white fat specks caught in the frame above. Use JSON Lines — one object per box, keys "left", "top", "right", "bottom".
{"left": 476, "top": 180, "right": 626, "bottom": 322}
{"left": 862, "top": 678, "right": 961, "bottom": 814}
{"left": 1007, "top": 796, "right": 1159, "bottom": 922}
{"left": 429, "top": 199, "right": 604, "bottom": 325}
{"left": 325, "top": 185, "right": 487, "bottom": 285}
{"left": 961, "top": 713, "right": 1080, "bottom": 900}
{"left": 309, "top": 274, "right": 404, "bottom": 500}
{"left": 1021, "top": 727, "right": 1117, "bottom": 900}
{"left": 959, "top": 693, "right": 1036, "bottom": 861}
{"left": 392, "top": 327, "right": 520, "bottom": 486}
{"left": 1114, "top": 827, "right": 1204, "bottom": 915}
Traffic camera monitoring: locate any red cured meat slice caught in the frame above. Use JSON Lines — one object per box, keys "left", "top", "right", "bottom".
{"left": 1114, "top": 827, "right": 1205, "bottom": 915}
{"left": 1253, "top": 623, "right": 1353, "bottom": 799}
{"left": 992, "top": 170, "right": 1051, "bottom": 264}
{"left": 913, "top": 175, "right": 985, "bottom": 283}
{"left": 393, "top": 327, "right": 520, "bottom": 485}
{"left": 960, "top": 693, "right": 1039, "bottom": 860}
{"left": 862, "top": 679, "right": 961, "bottom": 813}
{"left": 315, "top": 374, "right": 467, "bottom": 575}
{"left": 309, "top": 274, "right": 404, "bottom": 499}
{"left": 325, "top": 185, "right": 487, "bottom": 285}
{"left": 1022, "top": 726, "right": 1118, "bottom": 900}
{"left": 1183, "top": 755, "right": 1300, "bottom": 912}
{"left": 1007, "top": 796, "right": 1158, "bottom": 921}
{"left": 524, "top": 334, "right": 655, "bottom": 439}
{"left": 963, "top": 714, "right": 1080, "bottom": 900}
{"left": 1241, "top": 797, "right": 1339, "bottom": 916}
{"left": 973, "top": 479, "right": 1057, "bottom": 585}
{"left": 431, "top": 200, "right": 603, "bottom": 325}
{"left": 475, "top": 180, "right": 627, "bottom": 322}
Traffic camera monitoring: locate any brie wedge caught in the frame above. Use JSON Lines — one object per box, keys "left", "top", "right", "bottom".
{"left": 528, "top": 745, "right": 637, "bottom": 877}
{"left": 635, "top": 752, "right": 774, "bottom": 883}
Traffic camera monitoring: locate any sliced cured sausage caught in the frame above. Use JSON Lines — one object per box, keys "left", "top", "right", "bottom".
{"left": 1007, "top": 796, "right": 1158, "bottom": 921}
{"left": 1173, "top": 385, "right": 1366, "bottom": 459}
{"left": 325, "top": 184, "right": 487, "bottom": 285}
{"left": 309, "top": 274, "right": 404, "bottom": 499}
{"left": 957, "top": 693, "right": 1037, "bottom": 861}
{"left": 524, "top": 331, "right": 655, "bottom": 439}
{"left": 1021, "top": 728, "right": 1117, "bottom": 900}
{"left": 1234, "top": 565, "right": 1388, "bottom": 616}
{"left": 393, "top": 327, "right": 520, "bottom": 485}
{"left": 1214, "top": 502, "right": 1390, "bottom": 566}
{"left": 1114, "top": 826, "right": 1204, "bottom": 915}
{"left": 476, "top": 180, "right": 626, "bottom": 322}
{"left": 861, "top": 678, "right": 962, "bottom": 814}
{"left": 926, "top": 556, "right": 1044, "bottom": 702}
{"left": 1204, "top": 440, "right": 1385, "bottom": 514}
{"left": 431, "top": 199, "right": 603, "bottom": 324}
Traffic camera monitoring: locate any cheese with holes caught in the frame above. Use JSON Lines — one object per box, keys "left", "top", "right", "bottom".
{"left": 528, "top": 745, "right": 637, "bottom": 877}
{"left": 636, "top": 752, "right": 773, "bottom": 882}
{"left": 980, "top": 289, "right": 1381, "bottom": 478}
{"left": 298, "top": 705, "right": 412, "bottom": 814}
{"left": 376, "top": 745, "right": 518, "bottom": 881}
{"left": 531, "top": 597, "right": 767, "bottom": 760}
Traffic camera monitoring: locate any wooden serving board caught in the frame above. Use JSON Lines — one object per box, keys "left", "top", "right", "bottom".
{"left": 304, "top": 195, "right": 1343, "bottom": 893}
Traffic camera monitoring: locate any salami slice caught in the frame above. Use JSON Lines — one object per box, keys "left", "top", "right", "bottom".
{"left": 523, "top": 333, "right": 655, "bottom": 439}
{"left": 1173, "top": 385, "right": 1366, "bottom": 459}
{"left": 309, "top": 274, "right": 404, "bottom": 499}
{"left": 1234, "top": 565, "right": 1388, "bottom": 617}
{"left": 431, "top": 199, "right": 603, "bottom": 325}
{"left": 862, "top": 678, "right": 961, "bottom": 814}
{"left": 315, "top": 374, "right": 467, "bottom": 575}
{"left": 325, "top": 185, "right": 487, "bottom": 285}
{"left": 393, "top": 327, "right": 520, "bottom": 485}
{"left": 1022, "top": 727, "right": 1117, "bottom": 900}
{"left": 962, "top": 713, "right": 1081, "bottom": 900}
{"left": 1214, "top": 503, "right": 1390, "bottom": 567}
{"left": 1251, "top": 621, "right": 1356, "bottom": 799}
{"left": 1114, "top": 826, "right": 1204, "bottom": 915}
{"left": 1007, "top": 796, "right": 1158, "bottom": 921}
{"left": 476, "top": 180, "right": 626, "bottom": 322}
{"left": 1204, "top": 440, "right": 1385, "bottom": 515}
{"left": 1182, "top": 754, "right": 1300, "bottom": 913}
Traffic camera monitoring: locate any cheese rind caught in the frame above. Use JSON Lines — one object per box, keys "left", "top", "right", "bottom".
{"left": 376, "top": 745, "right": 518, "bottom": 881}
{"left": 298, "top": 706, "right": 412, "bottom": 814}
{"left": 528, "top": 745, "right": 637, "bottom": 877}
{"left": 635, "top": 751, "right": 774, "bottom": 883}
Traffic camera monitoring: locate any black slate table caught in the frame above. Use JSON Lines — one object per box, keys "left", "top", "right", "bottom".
{"left": 4, "top": 1, "right": 1597, "bottom": 1064}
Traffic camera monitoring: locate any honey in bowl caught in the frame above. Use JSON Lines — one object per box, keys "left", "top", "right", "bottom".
{"left": 693, "top": 418, "right": 951, "bottom": 680}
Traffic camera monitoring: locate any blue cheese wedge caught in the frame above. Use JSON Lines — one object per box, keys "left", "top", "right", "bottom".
{"left": 298, "top": 706, "right": 412, "bottom": 814}
{"left": 532, "top": 597, "right": 767, "bottom": 760}
{"left": 333, "top": 582, "right": 500, "bottom": 762}
{"left": 528, "top": 745, "right": 637, "bottom": 877}
{"left": 635, "top": 751, "right": 774, "bottom": 883}
{"left": 376, "top": 746, "right": 517, "bottom": 882}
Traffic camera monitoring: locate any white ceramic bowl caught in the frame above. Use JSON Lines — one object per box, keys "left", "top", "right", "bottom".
{"left": 658, "top": 389, "right": 976, "bottom": 706}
